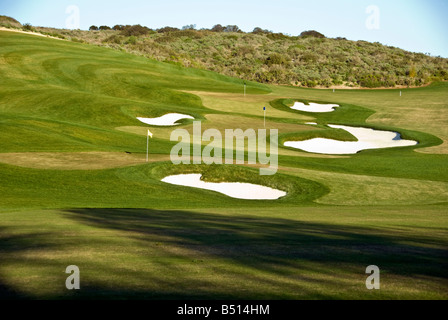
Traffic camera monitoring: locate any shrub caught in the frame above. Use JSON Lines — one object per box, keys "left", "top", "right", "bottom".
{"left": 225, "top": 35, "right": 238, "bottom": 41}
{"left": 126, "top": 36, "right": 137, "bottom": 45}
{"left": 22, "top": 23, "right": 34, "bottom": 31}
{"left": 172, "top": 29, "right": 203, "bottom": 39}
{"left": 252, "top": 27, "right": 271, "bottom": 34}
{"left": 265, "top": 53, "right": 288, "bottom": 66}
{"left": 154, "top": 34, "right": 176, "bottom": 43}
{"left": 319, "top": 78, "right": 332, "bottom": 87}
{"left": 104, "top": 35, "right": 122, "bottom": 44}
{"left": 304, "top": 80, "right": 318, "bottom": 87}
{"left": 224, "top": 25, "right": 241, "bottom": 33}
{"left": 300, "top": 52, "right": 318, "bottom": 63}
{"left": 266, "top": 33, "right": 289, "bottom": 40}
{"left": 236, "top": 46, "right": 255, "bottom": 57}
{"left": 210, "top": 24, "right": 225, "bottom": 32}
{"left": 182, "top": 24, "right": 196, "bottom": 30}
{"left": 120, "top": 25, "right": 151, "bottom": 37}
{"left": 358, "top": 74, "right": 382, "bottom": 88}
{"left": 300, "top": 30, "right": 325, "bottom": 38}
{"left": 89, "top": 25, "right": 98, "bottom": 31}
{"left": 157, "top": 26, "right": 180, "bottom": 33}
{"left": 113, "top": 25, "right": 125, "bottom": 31}
{"left": 71, "top": 37, "right": 84, "bottom": 43}
{"left": 99, "top": 25, "right": 111, "bottom": 30}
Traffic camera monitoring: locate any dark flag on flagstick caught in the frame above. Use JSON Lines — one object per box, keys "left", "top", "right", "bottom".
{"left": 263, "top": 107, "right": 266, "bottom": 127}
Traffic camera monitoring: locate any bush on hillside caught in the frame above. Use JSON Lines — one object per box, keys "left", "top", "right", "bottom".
{"left": 252, "top": 27, "right": 272, "bottom": 34}
{"left": 104, "top": 34, "right": 122, "bottom": 44}
{"left": 224, "top": 25, "right": 241, "bottom": 33}
{"left": 172, "top": 29, "right": 203, "bottom": 39}
{"left": 300, "top": 30, "right": 325, "bottom": 38}
{"left": 266, "top": 32, "right": 289, "bottom": 40}
{"left": 265, "top": 53, "right": 289, "bottom": 66}
{"left": 126, "top": 36, "right": 137, "bottom": 45}
{"left": 211, "top": 24, "right": 225, "bottom": 32}
{"left": 71, "top": 37, "right": 84, "bottom": 43}
{"left": 22, "top": 23, "right": 34, "bottom": 31}
{"left": 113, "top": 25, "right": 125, "bottom": 31}
{"left": 157, "top": 26, "right": 180, "bottom": 33}
{"left": 121, "top": 24, "right": 151, "bottom": 36}
{"left": 89, "top": 25, "right": 98, "bottom": 31}
{"left": 182, "top": 24, "right": 196, "bottom": 30}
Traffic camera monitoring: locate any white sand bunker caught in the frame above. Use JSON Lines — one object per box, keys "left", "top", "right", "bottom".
{"left": 291, "top": 102, "right": 339, "bottom": 113}
{"left": 162, "top": 174, "right": 287, "bottom": 200}
{"left": 284, "top": 124, "right": 417, "bottom": 155}
{"left": 137, "top": 113, "right": 194, "bottom": 126}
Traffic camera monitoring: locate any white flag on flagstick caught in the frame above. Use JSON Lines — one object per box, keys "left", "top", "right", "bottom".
{"left": 146, "top": 130, "right": 153, "bottom": 163}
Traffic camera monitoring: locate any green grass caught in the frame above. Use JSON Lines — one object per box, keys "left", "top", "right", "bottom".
{"left": 0, "top": 30, "right": 447, "bottom": 300}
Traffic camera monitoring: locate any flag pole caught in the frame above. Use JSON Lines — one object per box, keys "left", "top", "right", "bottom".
{"left": 146, "top": 132, "right": 149, "bottom": 162}
{"left": 263, "top": 107, "right": 266, "bottom": 128}
{"left": 146, "top": 129, "right": 153, "bottom": 163}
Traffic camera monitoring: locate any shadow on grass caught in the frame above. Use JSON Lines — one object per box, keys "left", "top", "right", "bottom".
{"left": 1, "top": 209, "right": 447, "bottom": 299}
{"left": 0, "top": 228, "right": 59, "bottom": 300}
{"left": 66, "top": 208, "right": 448, "bottom": 299}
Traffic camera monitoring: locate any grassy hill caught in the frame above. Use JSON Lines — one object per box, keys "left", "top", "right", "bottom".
{"left": 2, "top": 16, "right": 448, "bottom": 88}
{"left": 0, "top": 15, "right": 21, "bottom": 28}
{"left": 0, "top": 28, "right": 447, "bottom": 299}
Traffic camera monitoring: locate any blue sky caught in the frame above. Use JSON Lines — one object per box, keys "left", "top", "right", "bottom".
{"left": 1, "top": 0, "right": 447, "bottom": 57}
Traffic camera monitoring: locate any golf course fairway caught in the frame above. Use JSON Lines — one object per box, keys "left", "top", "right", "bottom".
{"left": 0, "top": 30, "right": 447, "bottom": 300}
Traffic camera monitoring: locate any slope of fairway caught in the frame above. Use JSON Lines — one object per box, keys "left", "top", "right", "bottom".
{"left": 0, "top": 30, "right": 447, "bottom": 300}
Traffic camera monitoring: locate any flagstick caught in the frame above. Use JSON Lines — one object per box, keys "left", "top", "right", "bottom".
{"left": 146, "top": 132, "right": 149, "bottom": 163}
{"left": 264, "top": 108, "right": 266, "bottom": 128}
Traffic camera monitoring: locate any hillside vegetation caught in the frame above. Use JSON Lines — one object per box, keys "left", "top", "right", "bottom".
{"left": 0, "top": 15, "right": 22, "bottom": 28}
{"left": 2, "top": 16, "right": 447, "bottom": 88}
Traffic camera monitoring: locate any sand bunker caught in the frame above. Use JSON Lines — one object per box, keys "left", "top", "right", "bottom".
{"left": 137, "top": 113, "right": 194, "bottom": 126}
{"left": 291, "top": 102, "right": 339, "bottom": 113}
{"left": 284, "top": 124, "right": 417, "bottom": 154}
{"left": 161, "top": 173, "right": 287, "bottom": 200}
